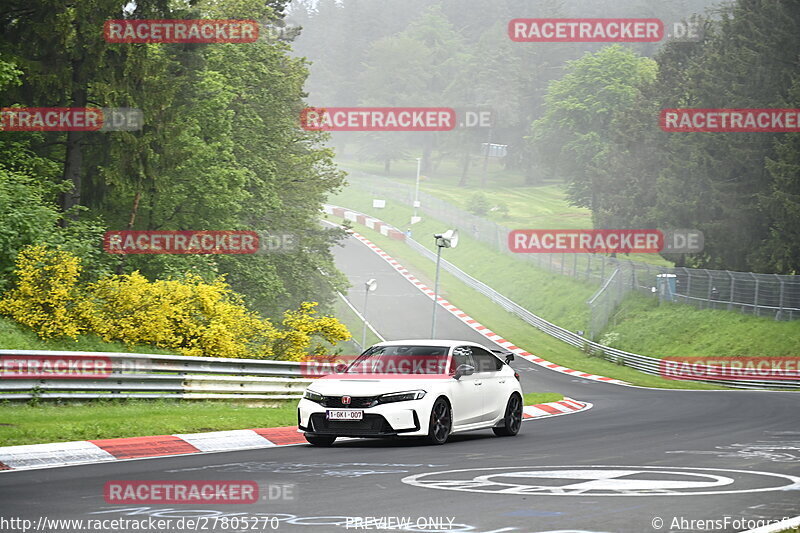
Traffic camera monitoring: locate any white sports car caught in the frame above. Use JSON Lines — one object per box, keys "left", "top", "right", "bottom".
{"left": 297, "top": 339, "right": 523, "bottom": 445}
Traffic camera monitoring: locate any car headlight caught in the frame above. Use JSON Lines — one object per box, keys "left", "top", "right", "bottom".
{"left": 303, "top": 389, "right": 324, "bottom": 403}
{"left": 376, "top": 390, "right": 426, "bottom": 404}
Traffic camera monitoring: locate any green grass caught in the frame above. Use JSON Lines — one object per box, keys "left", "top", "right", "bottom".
{"left": 330, "top": 184, "right": 800, "bottom": 364}
{"left": 0, "top": 400, "right": 299, "bottom": 447}
{"left": 0, "top": 316, "right": 176, "bottom": 354}
{"left": 606, "top": 293, "right": 800, "bottom": 358}
{"left": 341, "top": 162, "right": 673, "bottom": 267}
{"left": 329, "top": 213, "right": 727, "bottom": 390}
{"left": 333, "top": 293, "right": 381, "bottom": 351}
{"left": 330, "top": 187, "right": 596, "bottom": 332}
{"left": 523, "top": 392, "right": 564, "bottom": 405}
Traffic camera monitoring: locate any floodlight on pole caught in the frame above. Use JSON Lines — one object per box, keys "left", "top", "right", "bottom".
{"left": 430, "top": 229, "right": 459, "bottom": 338}
{"left": 362, "top": 278, "right": 377, "bottom": 349}
{"left": 412, "top": 157, "right": 422, "bottom": 224}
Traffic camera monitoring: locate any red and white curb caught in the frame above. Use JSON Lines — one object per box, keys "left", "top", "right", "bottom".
{"left": 0, "top": 398, "right": 589, "bottom": 472}
{"left": 324, "top": 204, "right": 627, "bottom": 386}
{"left": 523, "top": 397, "right": 590, "bottom": 419}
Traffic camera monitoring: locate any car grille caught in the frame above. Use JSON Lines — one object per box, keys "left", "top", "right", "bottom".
{"left": 309, "top": 413, "right": 393, "bottom": 435}
{"left": 321, "top": 395, "right": 377, "bottom": 408}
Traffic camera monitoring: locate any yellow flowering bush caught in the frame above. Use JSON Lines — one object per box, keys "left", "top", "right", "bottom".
{"left": 84, "top": 272, "right": 278, "bottom": 359}
{"left": 272, "top": 302, "right": 352, "bottom": 361}
{"left": 0, "top": 245, "right": 351, "bottom": 359}
{"left": 0, "top": 245, "right": 84, "bottom": 338}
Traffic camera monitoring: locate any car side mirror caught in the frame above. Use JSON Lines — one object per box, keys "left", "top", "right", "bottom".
{"left": 505, "top": 353, "right": 514, "bottom": 364}
{"left": 334, "top": 363, "right": 348, "bottom": 373}
{"left": 454, "top": 364, "right": 475, "bottom": 380}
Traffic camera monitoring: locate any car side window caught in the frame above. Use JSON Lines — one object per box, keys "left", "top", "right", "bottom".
{"left": 451, "top": 346, "right": 475, "bottom": 373}
{"left": 470, "top": 347, "right": 503, "bottom": 373}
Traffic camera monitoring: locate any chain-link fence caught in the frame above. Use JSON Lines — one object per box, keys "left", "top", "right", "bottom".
{"left": 587, "top": 267, "right": 629, "bottom": 340}
{"left": 351, "top": 174, "right": 800, "bottom": 333}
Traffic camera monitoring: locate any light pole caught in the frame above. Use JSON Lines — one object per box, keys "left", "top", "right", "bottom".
{"left": 362, "top": 278, "right": 377, "bottom": 348}
{"left": 412, "top": 157, "right": 422, "bottom": 223}
{"left": 430, "top": 229, "right": 459, "bottom": 338}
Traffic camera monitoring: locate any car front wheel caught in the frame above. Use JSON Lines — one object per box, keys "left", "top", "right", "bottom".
{"left": 305, "top": 434, "right": 337, "bottom": 446}
{"left": 426, "top": 397, "right": 452, "bottom": 445}
{"left": 493, "top": 394, "right": 522, "bottom": 436}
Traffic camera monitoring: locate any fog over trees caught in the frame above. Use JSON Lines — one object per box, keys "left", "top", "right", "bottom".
{"left": 288, "top": 0, "right": 800, "bottom": 273}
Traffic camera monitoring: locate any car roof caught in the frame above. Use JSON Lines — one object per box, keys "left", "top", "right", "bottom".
{"left": 372, "top": 339, "right": 491, "bottom": 349}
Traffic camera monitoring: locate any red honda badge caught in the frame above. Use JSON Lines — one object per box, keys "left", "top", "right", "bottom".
{"left": 341, "top": 396, "right": 351, "bottom": 405}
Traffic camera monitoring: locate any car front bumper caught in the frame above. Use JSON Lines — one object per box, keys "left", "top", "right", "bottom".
{"left": 297, "top": 397, "right": 430, "bottom": 437}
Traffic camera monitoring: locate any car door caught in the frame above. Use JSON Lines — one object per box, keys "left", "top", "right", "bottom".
{"left": 469, "top": 346, "right": 507, "bottom": 422}
{"left": 448, "top": 346, "right": 484, "bottom": 426}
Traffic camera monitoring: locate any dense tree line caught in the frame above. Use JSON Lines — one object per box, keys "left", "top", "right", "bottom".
{"left": 0, "top": 0, "right": 347, "bottom": 319}
{"left": 531, "top": 0, "right": 800, "bottom": 273}
{"left": 288, "top": 0, "right": 715, "bottom": 180}
{"left": 290, "top": 0, "right": 798, "bottom": 274}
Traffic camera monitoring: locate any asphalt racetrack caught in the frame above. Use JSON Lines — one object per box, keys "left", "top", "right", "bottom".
{"left": 0, "top": 234, "right": 798, "bottom": 533}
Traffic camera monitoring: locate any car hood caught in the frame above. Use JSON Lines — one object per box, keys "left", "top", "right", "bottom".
{"left": 307, "top": 373, "right": 451, "bottom": 396}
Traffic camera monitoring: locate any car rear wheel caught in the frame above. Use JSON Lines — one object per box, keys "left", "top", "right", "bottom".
{"left": 493, "top": 394, "right": 522, "bottom": 436}
{"left": 426, "top": 398, "right": 451, "bottom": 445}
{"left": 305, "top": 434, "right": 337, "bottom": 446}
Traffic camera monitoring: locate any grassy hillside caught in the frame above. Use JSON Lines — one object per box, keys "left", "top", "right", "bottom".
{"left": 325, "top": 212, "right": 724, "bottom": 389}
{"left": 331, "top": 186, "right": 595, "bottom": 332}
{"left": 341, "top": 161, "right": 672, "bottom": 266}
{"left": 330, "top": 184, "right": 800, "bottom": 362}
{"left": 607, "top": 294, "right": 800, "bottom": 358}
{"left": 0, "top": 316, "right": 175, "bottom": 354}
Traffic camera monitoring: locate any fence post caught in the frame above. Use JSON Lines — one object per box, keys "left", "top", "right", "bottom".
{"left": 752, "top": 272, "right": 759, "bottom": 316}
{"left": 728, "top": 271, "right": 735, "bottom": 311}
{"left": 587, "top": 254, "right": 592, "bottom": 281}
{"left": 686, "top": 269, "right": 692, "bottom": 304}
{"left": 573, "top": 254, "right": 578, "bottom": 278}
{"left": 776, "top": 274, "right": 784, "bottom": 320}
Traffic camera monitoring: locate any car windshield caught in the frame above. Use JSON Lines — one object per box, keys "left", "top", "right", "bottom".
{"left": 346, "top": 345, "right": 450, "bottom": 374}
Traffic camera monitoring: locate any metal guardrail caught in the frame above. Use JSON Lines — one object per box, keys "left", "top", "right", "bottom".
{"left": 405, "top": 239, "right": 800, "bottom": 390}
{"left": 351, "top": 173, "right": 800, "bottom": 321}
{"left": 0, "top": 350, "right": 309, "bottom": 401}
{"left": 328, "top": 205, "right": 799, "bottom": 391}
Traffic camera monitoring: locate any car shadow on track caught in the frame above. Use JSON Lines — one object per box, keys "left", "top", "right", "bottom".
{"left": 302, "top": 432, "right": 509, "bottom": 448}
